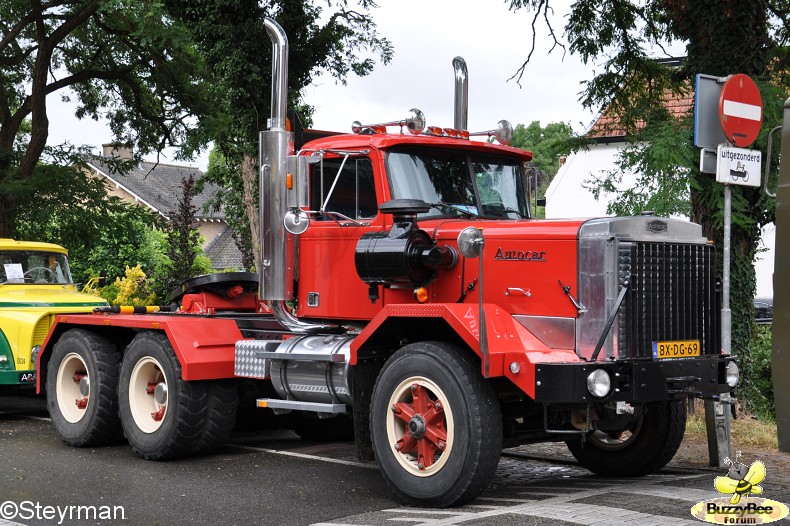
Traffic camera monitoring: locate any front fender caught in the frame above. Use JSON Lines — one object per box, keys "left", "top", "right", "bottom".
{"left": 350, "top": 303, "right": 581, "bottom": 398}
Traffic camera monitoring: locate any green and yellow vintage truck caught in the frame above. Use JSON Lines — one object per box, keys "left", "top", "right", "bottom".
{"left": 0, "top": 239, "right": 107, "bottom": 387}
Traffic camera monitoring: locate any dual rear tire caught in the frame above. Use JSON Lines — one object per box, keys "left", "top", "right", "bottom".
{"left": 48, "top": 329, "right": 238, "bottom": 459}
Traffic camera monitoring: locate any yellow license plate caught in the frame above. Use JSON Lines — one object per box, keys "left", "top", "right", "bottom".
{"left": 652, "top": 340, "right": 701, "bottom": 359}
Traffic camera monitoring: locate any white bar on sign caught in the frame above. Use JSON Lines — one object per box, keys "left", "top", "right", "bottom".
{"left": 722, "top": 100, "right": 762, "bottom": 121}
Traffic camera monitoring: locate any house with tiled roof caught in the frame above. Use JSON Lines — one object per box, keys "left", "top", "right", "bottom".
{"left": 544, "top": 81, "right": 775, "bottom": 298}
{"left": 83, "top": 144, "right": 244, "bottom": 270}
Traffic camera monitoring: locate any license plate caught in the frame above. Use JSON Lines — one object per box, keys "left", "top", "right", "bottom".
{"left": 19, "top": 372, "right": 36, "bottom": 383}
{"left": 652, "top": 340, "right": 701, "bottom": 359}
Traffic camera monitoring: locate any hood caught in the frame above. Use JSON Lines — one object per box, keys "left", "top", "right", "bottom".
{"left": 0, "top": 285, "right": 108, "bottom": 308}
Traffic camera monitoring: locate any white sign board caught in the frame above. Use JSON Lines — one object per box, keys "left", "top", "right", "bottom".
{"left": 716, "top": 145, "right": 761, "bottom": 187}
{"left": 3, "top": 263, "right": 24, "bottom": 282}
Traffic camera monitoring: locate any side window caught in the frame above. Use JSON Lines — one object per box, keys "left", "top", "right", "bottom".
{"left": 310, "top": 157, "right": 377, "bottom": 220}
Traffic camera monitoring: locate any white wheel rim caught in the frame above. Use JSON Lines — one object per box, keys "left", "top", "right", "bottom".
{"left": 128, "top": 356, "right": 167, "bottom": 433}
{"left": 56, "top": 353, "right": 89, "bottom": 424}
{"left": 386, "top": 376, "right": 455, "bottom": 477}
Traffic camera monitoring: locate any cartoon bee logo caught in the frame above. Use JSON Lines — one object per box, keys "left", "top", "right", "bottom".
{"left": 714, "top": 452, "right": 765, "bottom": 504}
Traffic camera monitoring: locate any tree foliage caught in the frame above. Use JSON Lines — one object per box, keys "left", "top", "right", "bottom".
{"left": 1, "top": 0, "right": 391, "bottom": 255}
{"left": 0, "top": 0, "right": 208, "bottom": 236}
{"left": 156, "top": 175, "right": 206, "bottom": 301}
{"left": 170, "top": 0, "right": 392, "bottom": 270}
{"left": 510, "top": 121, "right": 575, "bottom": 179}
{"left": 13, "top": 162, "right": 164, "bottom": 284}
{"left": 508, "top": 0, "right": 790, "bottom": 392}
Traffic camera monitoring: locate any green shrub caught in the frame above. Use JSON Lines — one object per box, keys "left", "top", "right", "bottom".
{"left": 737, "top": 324, "right": 774, "bottom": 422}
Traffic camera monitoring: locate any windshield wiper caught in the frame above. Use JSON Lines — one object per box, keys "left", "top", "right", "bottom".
{"left": 429, "top": 201, "right": 478, "bottom": 218}
{"left": 501, "top": 207, "right": 529, "bottom": 219}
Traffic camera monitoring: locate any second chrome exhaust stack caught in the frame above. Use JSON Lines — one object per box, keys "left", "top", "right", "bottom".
{"left": 453, "top": 57, "right": 468, "bottom": 130}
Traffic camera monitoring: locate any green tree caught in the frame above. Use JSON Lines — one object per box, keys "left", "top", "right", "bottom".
{"left": 0, "top": 0, "right": 208, "bottom": 237}
{"left": 169, "top": 0, "right": 392, "bottom": 270}
{"left": 1, "top": 0, "right": 390, "bottom": 255}
{"left": 510, "top": 120, "right": 576, "bottom": 192}
{"left": 157, "top": 175, "right": 204, "bottom": 300}
{"left": 510, "top": 121, "right": 575, "bottom": 178}
{"left": 13, "top": 162, "right": 164, "bottom": 284}
{"left": 508, "top": 0, "right": 789, "bottom": 378}
{"left": 510, "top": 120, "right": 577, "bottom": 218}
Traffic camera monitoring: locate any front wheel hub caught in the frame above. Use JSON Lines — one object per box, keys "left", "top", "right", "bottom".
{"left": 408, "top": 415, "right": 426, "bottom": 439}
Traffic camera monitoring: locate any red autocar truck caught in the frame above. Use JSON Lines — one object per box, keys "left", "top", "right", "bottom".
{"left": 35, "top": 18, "right": 737, "bottom": 507}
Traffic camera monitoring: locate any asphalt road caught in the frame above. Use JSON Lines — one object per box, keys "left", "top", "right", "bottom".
{"left": 2, "top": 394, "right": 789, "bottom": 526}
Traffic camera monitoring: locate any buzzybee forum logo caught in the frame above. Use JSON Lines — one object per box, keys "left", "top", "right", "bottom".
{"left": 691, "top": 452, "right": 789, "bottom": 524}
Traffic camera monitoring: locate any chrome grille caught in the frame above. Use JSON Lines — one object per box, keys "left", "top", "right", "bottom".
{"left": 618, "top": 242, "right": 719, "bottom": 359}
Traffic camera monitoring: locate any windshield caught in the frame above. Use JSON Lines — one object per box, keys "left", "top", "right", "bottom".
{"left": 387, "top": 148, "right": 530, "bottom": 219}
{"left": 0, "top": 251, "right": 73, "bottom": 284}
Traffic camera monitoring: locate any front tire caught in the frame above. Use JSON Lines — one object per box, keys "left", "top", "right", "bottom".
{"left": 566, "top": 400, "right": 686, "bottom": 476}
{"left": 47, "top": 329, "right": 122, "bottom": 447}
{"left": 370, "top": 342, "right": 502, "bottom": 507}
{"left": 118, "top": 331, "right": 207, "bottom": 460}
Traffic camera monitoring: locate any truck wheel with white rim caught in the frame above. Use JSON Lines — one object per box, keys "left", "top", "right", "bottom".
{"left": 47, "top": 329, "right": 122, "bottom": 447}
{"left": 118, "top": 331, "right": 207, "bottom": 460}
{"left": 370, "top": 341, "right": 502, "bottom": 507}
{"left": 565, "top": 400, "right": 686, "bottom": 476}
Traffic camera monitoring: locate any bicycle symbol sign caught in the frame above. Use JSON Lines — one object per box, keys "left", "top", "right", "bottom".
{"left": 716, "top": 145, "right": 761, "bottom": 188}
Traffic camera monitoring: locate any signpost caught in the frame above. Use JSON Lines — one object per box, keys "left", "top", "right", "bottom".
{"left": 695, "top": 72, "right": 764, "bottom": 467}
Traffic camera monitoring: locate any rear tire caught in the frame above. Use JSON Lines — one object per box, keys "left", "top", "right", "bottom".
{"left": 370, "top": 341, "right": 502, "bottom": 507}
{"left": 118, "top": 331, "right": 207, "bottom": 460}
{"left": 189, "top": 380, "right": 239, "bottom": 455}
{"left": 566, "top": 400, "right": 686, "bottom": 476}
{"left": 47, "top": 329, "right": 121, "bottom": 447}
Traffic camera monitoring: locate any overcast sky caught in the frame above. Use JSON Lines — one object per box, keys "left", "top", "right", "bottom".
{"left": 45, "top": 1, "right": 608, "bottom": 169}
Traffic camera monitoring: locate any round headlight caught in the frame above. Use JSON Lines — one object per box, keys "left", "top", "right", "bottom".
{"left": 726, "top": 361, "right": 740, "bottom": 388}
{"left": 586, "top": 369, "right": 612, "bottom": 398}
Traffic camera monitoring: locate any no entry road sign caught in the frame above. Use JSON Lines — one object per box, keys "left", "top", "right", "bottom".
{"left": 719, "top": 73, "right": 762, "bottom": 148}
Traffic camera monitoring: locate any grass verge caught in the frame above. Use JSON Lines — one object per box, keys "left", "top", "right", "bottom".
{"left": 685, "top": 411, "right": 778, "bottom": 450}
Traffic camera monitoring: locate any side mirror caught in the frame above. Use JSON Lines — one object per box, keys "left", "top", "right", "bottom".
{"left": 286, "top": 154, "right": 320, "bottom": 209}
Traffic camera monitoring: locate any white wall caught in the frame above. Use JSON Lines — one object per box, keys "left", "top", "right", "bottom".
{"left": 545, "top": 142, "right": 775, "bottom": 299}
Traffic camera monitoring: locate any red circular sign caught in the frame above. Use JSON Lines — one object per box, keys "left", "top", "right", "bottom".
{"left": 718, "top": 74, "right": 763, "bottom": 148}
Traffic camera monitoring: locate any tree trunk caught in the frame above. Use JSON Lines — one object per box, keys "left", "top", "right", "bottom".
{"left": 241, "top": 154, "right": 260, "bottom": 272}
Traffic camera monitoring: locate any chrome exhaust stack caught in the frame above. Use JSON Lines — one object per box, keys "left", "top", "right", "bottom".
{"left": 259, "top": 18, "right": 336, "bottom": 333}
{"left": 260, "top": 18, "right": 291, "bottom": 303}
{"left": 452, "top": 57, "right": 468, "bottom": 131}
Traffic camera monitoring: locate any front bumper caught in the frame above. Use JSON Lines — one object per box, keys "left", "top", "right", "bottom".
{"left": 533, "top": 355, "right": 735, "bottom": 404}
